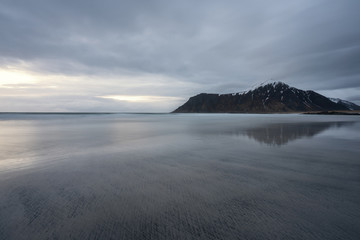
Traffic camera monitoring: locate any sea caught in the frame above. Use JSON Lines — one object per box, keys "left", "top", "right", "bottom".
{"left": 0, "top": 113, "right": 359, "bottom": 240}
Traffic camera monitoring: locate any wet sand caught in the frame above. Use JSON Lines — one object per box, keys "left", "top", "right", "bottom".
{"left": 0, "top": 114, "right": 359, "bottom": 239}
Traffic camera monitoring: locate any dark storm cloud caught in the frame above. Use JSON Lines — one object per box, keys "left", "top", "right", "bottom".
{"left": 1, "top": 0, "right": 360, "bottom": 110}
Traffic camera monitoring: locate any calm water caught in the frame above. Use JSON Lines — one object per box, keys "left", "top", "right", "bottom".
{"left": 0, "top": 113, "right": 359, "bottom": 240}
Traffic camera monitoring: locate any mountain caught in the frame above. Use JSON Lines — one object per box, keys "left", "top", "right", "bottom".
{"left": 173, "top": 82, "right": 360, "bottom": 113}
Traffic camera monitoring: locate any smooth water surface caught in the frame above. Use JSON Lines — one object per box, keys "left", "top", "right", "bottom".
{"left": 0, "top": 113, "right": 359, "bottom": 240}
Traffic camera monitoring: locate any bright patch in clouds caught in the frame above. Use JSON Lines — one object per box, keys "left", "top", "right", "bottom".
{"left": 99, "top": 95, "right": 182, "bottom": 103}
{"left": 0, "top": 69, "right": 38, "bottom": 87}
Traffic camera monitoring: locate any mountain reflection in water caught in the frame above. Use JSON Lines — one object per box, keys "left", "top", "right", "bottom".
{"left": 243, "top": 121, "right": 354, "bottom": 146}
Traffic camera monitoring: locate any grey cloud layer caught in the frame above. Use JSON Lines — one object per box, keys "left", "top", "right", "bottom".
{"left": 1, "top": 0, "right": 360, "bottom": 110}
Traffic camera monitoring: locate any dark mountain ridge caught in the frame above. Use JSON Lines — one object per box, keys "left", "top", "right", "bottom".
{"left": 173, "top": 82, "right": 360, "bottom": 113}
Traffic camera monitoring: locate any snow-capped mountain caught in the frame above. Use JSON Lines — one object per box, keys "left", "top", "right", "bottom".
{"left": 173, "top": 82, "right": 360, "bottom": 113}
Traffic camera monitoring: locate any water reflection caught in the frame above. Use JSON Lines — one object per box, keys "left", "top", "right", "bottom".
{"left": 193, "top": 120, "right": 355, "bottom": 146}
{"left": 243, "top": 121, "right": 354, "bottom": 146}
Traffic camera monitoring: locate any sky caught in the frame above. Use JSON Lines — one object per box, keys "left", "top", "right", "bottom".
{"left": 1, "top": 0, "right": 360, "bottom": 112}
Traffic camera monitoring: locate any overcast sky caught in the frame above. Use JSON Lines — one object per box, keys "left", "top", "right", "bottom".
{"left": 1, "top": 0, "right": 360, "bottom": 112}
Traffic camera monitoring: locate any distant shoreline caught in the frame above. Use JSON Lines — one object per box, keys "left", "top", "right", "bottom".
{"left": 0, "top": 111, "right": 359, "bottom": 115}
{"left": 303, "top": 111, "right": 360, "bottom": 115}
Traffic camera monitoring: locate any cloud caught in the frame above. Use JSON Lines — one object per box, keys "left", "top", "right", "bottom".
{"left": 0, "top": 0, "right": 360, "bottom": 110}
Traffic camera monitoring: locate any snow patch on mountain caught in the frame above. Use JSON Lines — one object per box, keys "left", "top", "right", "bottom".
{"left": 330, "top": 98, "right": 358, "bottom": 110}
